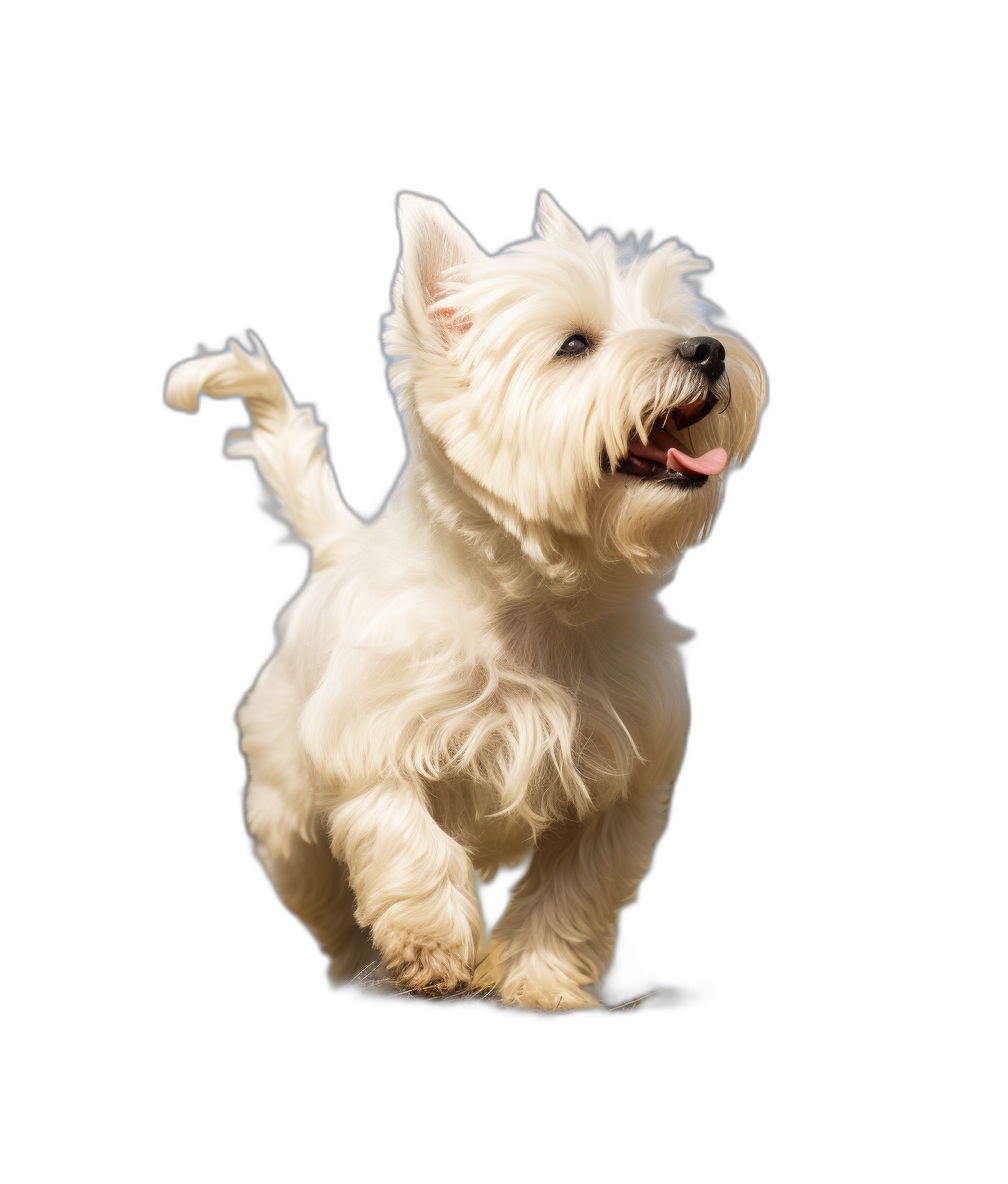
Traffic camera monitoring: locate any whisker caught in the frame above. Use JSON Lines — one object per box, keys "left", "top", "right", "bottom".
{"left": 718, "top": 376, "right": 732, "bottom": 414}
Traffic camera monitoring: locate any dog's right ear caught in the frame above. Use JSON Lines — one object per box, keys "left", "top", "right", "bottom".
{"left": 535, "top": 191, "right": 585, "bottom": 246}
{"left": 394, "top": 193, "right": 484, "bottom": 346}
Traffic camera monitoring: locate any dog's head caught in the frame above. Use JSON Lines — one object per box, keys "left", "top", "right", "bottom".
{"left": 384, "top": 193, "right": 765, "bottom": 588}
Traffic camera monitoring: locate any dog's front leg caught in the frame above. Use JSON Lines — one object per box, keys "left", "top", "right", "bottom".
{"left": 475, "top": 788, "right": 671, "bottom": 1009}
{"left": 329, "top": 784, "right": 482, "bottom": 995}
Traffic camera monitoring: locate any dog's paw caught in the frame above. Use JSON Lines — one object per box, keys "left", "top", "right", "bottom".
{"left": 381, "top": 932, "right": 474, "bottom": 996}
{"left": 472, "top": 942, "right": 600, "bottom": 1011}
{"left": 497, "top": 975, "right": 599, "bottom": 1013}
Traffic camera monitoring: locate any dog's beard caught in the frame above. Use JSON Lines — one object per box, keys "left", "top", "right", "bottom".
{"left": 569, "top": 369, "right": 729, "bottom": 577}
{"left": 591, "top": 461, "right": 722, "bottom": 578}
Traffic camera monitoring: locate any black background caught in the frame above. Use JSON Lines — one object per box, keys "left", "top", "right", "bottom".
{"left": 106, "top": 138, "right": 838, "bottom": 1056}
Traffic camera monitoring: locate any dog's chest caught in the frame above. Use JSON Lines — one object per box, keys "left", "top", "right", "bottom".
{"left": 296, "top": 562, "right": 686, "bottom": 828}
{"left": 475, "top": 609, "right": 685, "bottom": 796}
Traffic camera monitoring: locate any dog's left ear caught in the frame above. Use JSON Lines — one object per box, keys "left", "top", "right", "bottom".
{"left": 535, "top": 191, "right": 585, "bottom": 246}
{"left": 395, "top": 193, "right": 484, "bottom": 345}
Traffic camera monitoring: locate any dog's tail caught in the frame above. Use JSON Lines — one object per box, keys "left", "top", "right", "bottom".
{"left": 165, "top": 333, "right": 357, "bottom": 569}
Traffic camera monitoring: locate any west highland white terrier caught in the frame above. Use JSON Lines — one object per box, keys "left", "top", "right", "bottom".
{"left": 165, "top": 192, "right": 766, "bottom": 1009}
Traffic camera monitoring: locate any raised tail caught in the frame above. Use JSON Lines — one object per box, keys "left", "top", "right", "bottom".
{"left": 165, "top": 333, "right": 357, "bottom": 568}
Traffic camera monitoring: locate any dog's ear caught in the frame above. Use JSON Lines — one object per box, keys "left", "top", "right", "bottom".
{"left": 534, "top": 191, "right": 585, "bottom": 246}
{"left": 395, "top": 193, "right": 484, "bottom": 345}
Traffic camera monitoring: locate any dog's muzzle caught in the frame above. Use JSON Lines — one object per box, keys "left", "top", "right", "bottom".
{"left": 610, "top": 336, "right": 730, "bottom": 485}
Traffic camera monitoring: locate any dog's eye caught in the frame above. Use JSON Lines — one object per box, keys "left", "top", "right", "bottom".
{"left": 557, "top": 334, "right": 591, "bottom": 357}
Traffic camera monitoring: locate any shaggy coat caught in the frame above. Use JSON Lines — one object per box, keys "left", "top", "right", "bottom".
{"left": 166, "top": 193, "right": 765, "bottom": 1008}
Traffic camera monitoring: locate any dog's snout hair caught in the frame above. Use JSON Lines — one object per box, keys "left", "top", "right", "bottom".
{"left": 669, "top": 390, "right": 718, "bottom": 430}
{"left": 656, "top": 345, "right": 736, "bottom": 441}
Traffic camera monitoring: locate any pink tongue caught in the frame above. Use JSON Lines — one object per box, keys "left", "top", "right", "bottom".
{"left": 667, "top": 446, "right": 728, "bottom": 476}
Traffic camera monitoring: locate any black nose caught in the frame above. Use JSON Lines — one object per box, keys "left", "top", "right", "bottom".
{"left": 677, "top": 336, "right": 726, "bottom": 383}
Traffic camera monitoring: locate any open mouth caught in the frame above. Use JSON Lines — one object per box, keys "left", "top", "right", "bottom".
{"left": 613, "top": 396, "right": 728, "bottom": 489}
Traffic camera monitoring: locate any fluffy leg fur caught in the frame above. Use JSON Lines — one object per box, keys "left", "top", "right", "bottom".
{"left": 474, "top": 787, "right": 672, "bottom": 1010}
{"left": 241, "top": 660, "right": 377, "bottom": 975}
{"left": 329, "top": 786, "right": 483, "bottom": 995}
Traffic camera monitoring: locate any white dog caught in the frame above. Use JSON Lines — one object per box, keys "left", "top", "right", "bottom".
{"left": 166, "top": 193, "right": 765, "bottom": 1009}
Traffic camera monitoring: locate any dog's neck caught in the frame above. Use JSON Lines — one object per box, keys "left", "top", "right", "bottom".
{"left": 396, "top": 432, "right": 671, "bottom": 627}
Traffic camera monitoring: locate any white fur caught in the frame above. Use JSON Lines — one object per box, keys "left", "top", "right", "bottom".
{"left": 165, "top": 192, "right": 766, "bottom": 1009}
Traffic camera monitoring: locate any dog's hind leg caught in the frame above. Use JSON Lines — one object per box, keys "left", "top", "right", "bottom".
{"left": 254, "top": 828, "right": 377, "bottom": 980}
{"left": 241, "top": 660, "right": 375, "bottom": 979}
{"left": 329, "top": 785, "right": 483, "bottom": 996}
